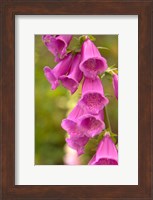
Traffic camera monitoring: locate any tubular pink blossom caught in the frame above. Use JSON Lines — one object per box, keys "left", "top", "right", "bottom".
{"left": 42, "top": 35, "right": 72, "bottom": 62}
{"left": 61, "top": 104, "right": 86, "bottom": 134}
{"left": 59, "top": 53, "right": 83, "bottom": 94}
{"left": 79, "top": 38, "right": 108, "bottom": 79}
{"left": 43, "top": 53, "right": 72, "bottom": 90}
{"left": 113, "top": 74, "right": 118, "bottom": 100}
{"left": 62, "top": 104, "right": 89, "bottom": 156}
{"left": 62, "top": 104, "right": 105, "bottom": 138}
{"left": 66, "top": 132, "right": 89, "bottom": 156}
{"left": 79, "top": 76, "right": 109, "bottom": 114}
{"left": 88, "top": 133, "right": 118, "bottom": 165}
{"left": 78, "top": 110, "right": 105, "bottom": 138}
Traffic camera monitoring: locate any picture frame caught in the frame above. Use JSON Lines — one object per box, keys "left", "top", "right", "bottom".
{"left": 0, "top": 0, "right": 152, "bottom": 199}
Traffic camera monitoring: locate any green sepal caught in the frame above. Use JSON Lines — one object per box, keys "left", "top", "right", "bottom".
{"left": 110, "top": 132, "right": 118, "bottom": 144}
{"left": 88, "top": 35, "right": 96, "bottom": 41}
{"left": 110, "top": 132, "right": 118, "bottom": 137}
{"left": 79, "top": 35, "right": 96, "bottom": 45}
{"left": 79, "top": 35, "right": 87, "bottom": 45}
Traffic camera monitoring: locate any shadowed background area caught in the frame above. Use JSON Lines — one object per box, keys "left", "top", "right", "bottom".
{"left": 35, "top": 35, "right": 118, "bottom": 165}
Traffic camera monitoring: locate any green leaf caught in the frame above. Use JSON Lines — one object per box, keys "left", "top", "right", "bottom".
{"left": 109, "top": 64, "right": 116, "bottom": 69}
{"left": 84, "top": 131, "right": 106, "bottom": 154}
{"left": 74, "top": 37, "right": 79, "bottom": 41}
{"left": 105, "top": 66, "right": 118, "bottom": 76}
{"left": 84, "top": 138, "right": 98, "bottom": 153}
{"left": 67, "top": 44, "right": 81, "bottom": 54}
{"left": 98, "top": 46, "right": 110, "bottom": 51}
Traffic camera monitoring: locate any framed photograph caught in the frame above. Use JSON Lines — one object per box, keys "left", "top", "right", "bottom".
{"left": 1, "top": 1, "right": 152, "bottom": 199}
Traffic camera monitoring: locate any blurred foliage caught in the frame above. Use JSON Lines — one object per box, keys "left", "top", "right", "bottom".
{"left": 35, "top": 35, "right": 118, "bottom": 165}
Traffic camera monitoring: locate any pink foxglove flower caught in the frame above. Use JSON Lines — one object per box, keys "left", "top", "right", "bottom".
{"left": 88, "top": 133, "right": 118, "bottom": 165}
{"left": 62, "top": 105, "right": 89, "bottom": 156}
{"left": 44, "top": 53, "right": 72, "bottom": 90}
{"left": 59, "top": 53, "right": 83, "bottom": 94}
{"left": 62, "top": 103, "right": 105, "bottom": 138}
{"left": 113, "top": 74, "right": 118, "bottom": 100}
{"left": 79, "top": 38, "right": 108, "bottom": 79}
{"left": 61, "top": 104, "right": 86, "bottom": 134}
{"left": 66, "top": 132, "right": 89, "bottom": 156}
{"left": 79, "top": 76, "right": 109, "bottom": 114}
{"left": 42, "top": 35, "right": 72, "bottom": 62}
{"left": 78, "top": 110, "right": 105, "bottom": 138}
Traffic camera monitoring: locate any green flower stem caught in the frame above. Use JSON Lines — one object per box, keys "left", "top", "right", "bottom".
{"left": 104, "top": 106, "right": 112, "bottom": 132}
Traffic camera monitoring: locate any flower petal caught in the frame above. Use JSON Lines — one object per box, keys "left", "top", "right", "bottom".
{"left": 79, "top": 38, "right": 108, "bottom": 79}
{"left": 88, "top": 134, "right": 118, "bottom": 165}
{"left": 80, "top": 77, "right": 109, "bottom": 114}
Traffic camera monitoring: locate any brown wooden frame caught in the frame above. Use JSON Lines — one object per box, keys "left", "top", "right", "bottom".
{"left": 0, "top": 0, "right": 153, "bottom": 199}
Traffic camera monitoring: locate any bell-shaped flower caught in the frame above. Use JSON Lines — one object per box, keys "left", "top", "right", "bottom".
{"left": 42, "top": 35, "right": 72, "bottom": 62}
{"left": 59, "top": 53, "right": 83, "bottom": 94}
{"left": 61, "top": 103, "right": 86, "bottom": 134}
{"left": 62, "top": 103, "right": 105, "bottom": 138}
{"left": 79, "top": 76, "right": 109, "bottom": 114}
{"left": 88, "top": 133, "right": 118, "bottom": 165}
{"left": 113, "top": 74, "right": 118, "bottom": 100}
{"left": 62, "top": 104, "right": 89, "bottom": 156}
{"left": 79, "top": 38, "right": 108, "bottom": 79}
{"left": 43, "top": 53, "right": 72, "bottom": 90}
{"left": 78, "top": 110, "right": 105, "bottom": 138}
{"left": 66, "top": 132, "right": 89, "bottom": 156}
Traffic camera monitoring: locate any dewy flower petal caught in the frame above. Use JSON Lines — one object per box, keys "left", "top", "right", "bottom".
{"left": 79, "top": 76, "right": 109, "bottom": 114}
{"left": 88, "top": 133, "right": 118, "bottom": 165}
{"left": 79, "top": 38, "right": 108, "bottom": 79}
{"left": 113, "top": 74, "right": 118, "bottom": 100}
{"left": 42, "top": 35, "right": 72, "bottom": 62}
{"left": 43, "top": 53, "right": 72, "bottom": 90}
{"left": 61, "top": 103, "right": 86, "bottom": 134}
{"left": 78, "top": 110, "right": 105, "bottom": 138}
{"left": 66, "top": 132, "right": 89, "bottom": 156}
{"left": 59, "top": 53, "right": 83, "bottom": 94}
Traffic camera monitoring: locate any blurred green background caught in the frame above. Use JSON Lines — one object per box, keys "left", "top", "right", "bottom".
{"left": 35, "top": 35, "right": 118, "bottom": 165}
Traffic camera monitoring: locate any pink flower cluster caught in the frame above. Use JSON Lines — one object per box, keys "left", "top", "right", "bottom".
{"left": 42, "top": 35, "right": 118, "bottom": 165}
